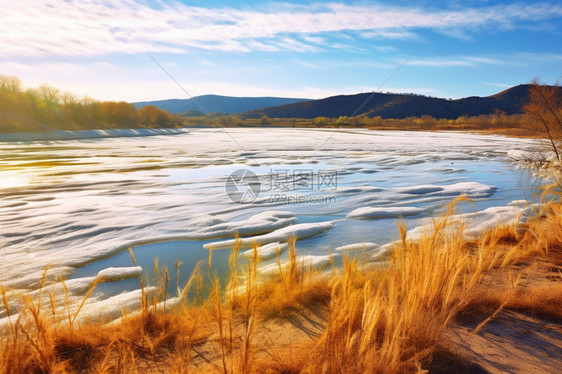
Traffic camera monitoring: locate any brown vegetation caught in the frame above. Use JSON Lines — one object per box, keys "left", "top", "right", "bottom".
{"left": 522, "top": 79, "right": 562, "bottom": 161}
{"left": 1, "top": 195, "right": 561, "bottom": 373}
{"left": 183, "top": 110, "right": 526, "bottom": 134}
{"left": 3, "top": 75, "right": 559, "bottom": 140}
{"left": 0, "top": 75, "right": 182, "bottom": 133}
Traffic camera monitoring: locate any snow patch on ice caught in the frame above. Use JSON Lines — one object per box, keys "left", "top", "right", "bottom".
{"left": 240, "top": 242, "right": 290, "bottom": 261}
{"left": 347, "top": 206, "right": 424, "bottom": 220}
{"left": 334, "top": 242, "right": 391, "bottom": 260}
{"left": 397, "top": 182, "right": 496, "bottom": 198}
{"left": 96, "top": 266, "right": 143, "bottom": 282}
{"left": 204, "top": 222, "right": 334, "bottom": 250}
{"left": 374, "top": 200, "right": 531, "bottom": 260}
{"left": 335, "top": 242, "right": 379, "bottom": 251}
{"left": 75, "top": 287, "right": 154, "bottom": 324}
{"left": 188, "top": 211, "right": 297, "bottom": 239}
{"left": 258, "top": 254, "right": 335, "bottom": 275}
{"left": 405, "top": 202, "right": 530, "bottom": 242}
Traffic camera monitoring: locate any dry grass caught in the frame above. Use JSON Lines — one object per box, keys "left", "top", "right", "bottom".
{"left": 0, "top": 253, "right": 211, "bottom": 373}
{"left": 1, "top": 196, "right": 561, "bottom": 373}
{"left": 297, "top": 197, "right": 502, "bottom": 373}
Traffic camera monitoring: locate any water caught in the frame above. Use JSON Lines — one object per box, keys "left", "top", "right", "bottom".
{"left": 0, "top": 128, "right": 543, "bottom": 307}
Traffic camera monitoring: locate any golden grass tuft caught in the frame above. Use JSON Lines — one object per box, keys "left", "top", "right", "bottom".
{"left": 1, "top": 196, "right": 562, "bottom": 373}
{"left": 297, "top": 197, "right": 494, "bottom": 373}
{"left": 247, "top": 237, "right": 332, "bottom": 320}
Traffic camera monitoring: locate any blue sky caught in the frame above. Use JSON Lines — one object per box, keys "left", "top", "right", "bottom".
{"left": 1, "top": 0, "right": 561, "bottom": 101}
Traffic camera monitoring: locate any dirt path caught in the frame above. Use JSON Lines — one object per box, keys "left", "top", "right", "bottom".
{"left": 444, "top": 310, "right": 562, "bottom": 374}
{"left": 439, "top": 246, "right": 562, "bottom": 374}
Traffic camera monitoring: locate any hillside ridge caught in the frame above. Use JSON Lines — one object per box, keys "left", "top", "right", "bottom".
{"left": 132, "top": 95, "right": 310, "bottom": 115}
{"left": 240, "top": 84, "right": 555, "bottom": 120}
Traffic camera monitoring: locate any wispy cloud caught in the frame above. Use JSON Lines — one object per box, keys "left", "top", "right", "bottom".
{"left": 483, "top": 82, "right": 513, "bottom": 89}
{"left": 2, "top": 1, "right": 562, "bottom": 58}
{"left": 360, "top": 30, "right": 418, "bottom": 40}
{"left": 409, "top": 56, "right": 501, "bottom": 67}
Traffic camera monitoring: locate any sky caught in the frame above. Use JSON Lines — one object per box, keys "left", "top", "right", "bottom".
{"left": 1, "top": 0, "right": 561, "bottom": 102}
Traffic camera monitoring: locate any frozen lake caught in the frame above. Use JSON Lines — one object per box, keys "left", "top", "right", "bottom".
{"left": 0, "top": 128, "right": 543, "bottom": 319}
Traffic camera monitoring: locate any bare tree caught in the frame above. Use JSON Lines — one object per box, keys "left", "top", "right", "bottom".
{"left": 38, "top": 83, "right": 60, "bottom": 107}
{"left": 0, "top": 75, "right": 22, "bottom": 95}
{"left": 522, "top": 80, "right": 562, "bottom": 162}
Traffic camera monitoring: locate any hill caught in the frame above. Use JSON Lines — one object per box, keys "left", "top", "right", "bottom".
{"left": 132, "top": 95, "right": 310, "bottom": 114}
{"left": 241, "top": 84, "right": 555, "bottom": 119}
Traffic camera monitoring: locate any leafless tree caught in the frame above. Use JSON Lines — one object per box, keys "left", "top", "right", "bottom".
{"left": 522, "top": 79, "right": 562, "bottom": 162}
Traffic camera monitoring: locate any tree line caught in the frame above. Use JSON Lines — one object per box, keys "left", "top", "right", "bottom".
{"left": 3, "top": 75, "right": 560, "bottom": 159}
{"left": 0, "top": 75, "right": 182, "bottom": 133}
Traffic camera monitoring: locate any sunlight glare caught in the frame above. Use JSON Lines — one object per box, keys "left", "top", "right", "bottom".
{"left": 1, "top": 174, "right": 30, "bottom": 189}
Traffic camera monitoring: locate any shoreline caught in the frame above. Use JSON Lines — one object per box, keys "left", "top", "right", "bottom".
{"left": 0, "top": 124, "right": 541, "bottom": 143}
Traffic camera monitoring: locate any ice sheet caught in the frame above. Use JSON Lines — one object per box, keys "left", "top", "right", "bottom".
{"left": 396, "top": 182, "right": 496, "bottom": 197}
{"left": 0, "top": 128, "right": 543, "bottom": 319}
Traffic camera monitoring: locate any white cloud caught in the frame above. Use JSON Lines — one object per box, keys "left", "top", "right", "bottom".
{"left": 410, "top": 59, "right": 473, "bottom": 67}
{"left": 360, "top": 30, "right": 418, "bottom": 40}
{"left": 274, "top": 38, "right": 322, "bottom": 53}
{"left": 200, "top": 59, "right": 216, "bottom": 67}
{"left": 1, "top": 1, "right": 562, "bottom": 57}
{"left": 409, "top": 56, "right": 501, "bottom": 67}
{"left": 483, "top": 82, "right": 513, "bottom": 89}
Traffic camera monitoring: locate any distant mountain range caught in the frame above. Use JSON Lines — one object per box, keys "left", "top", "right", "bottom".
{"left": 241, "top": 85, "right": 541, "bottom": 119}
{"left": 133, "top": 85, "right": 560, "bottom": 120}
{"left": 132, "top": 95, "right": 309, "bottom": 115}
